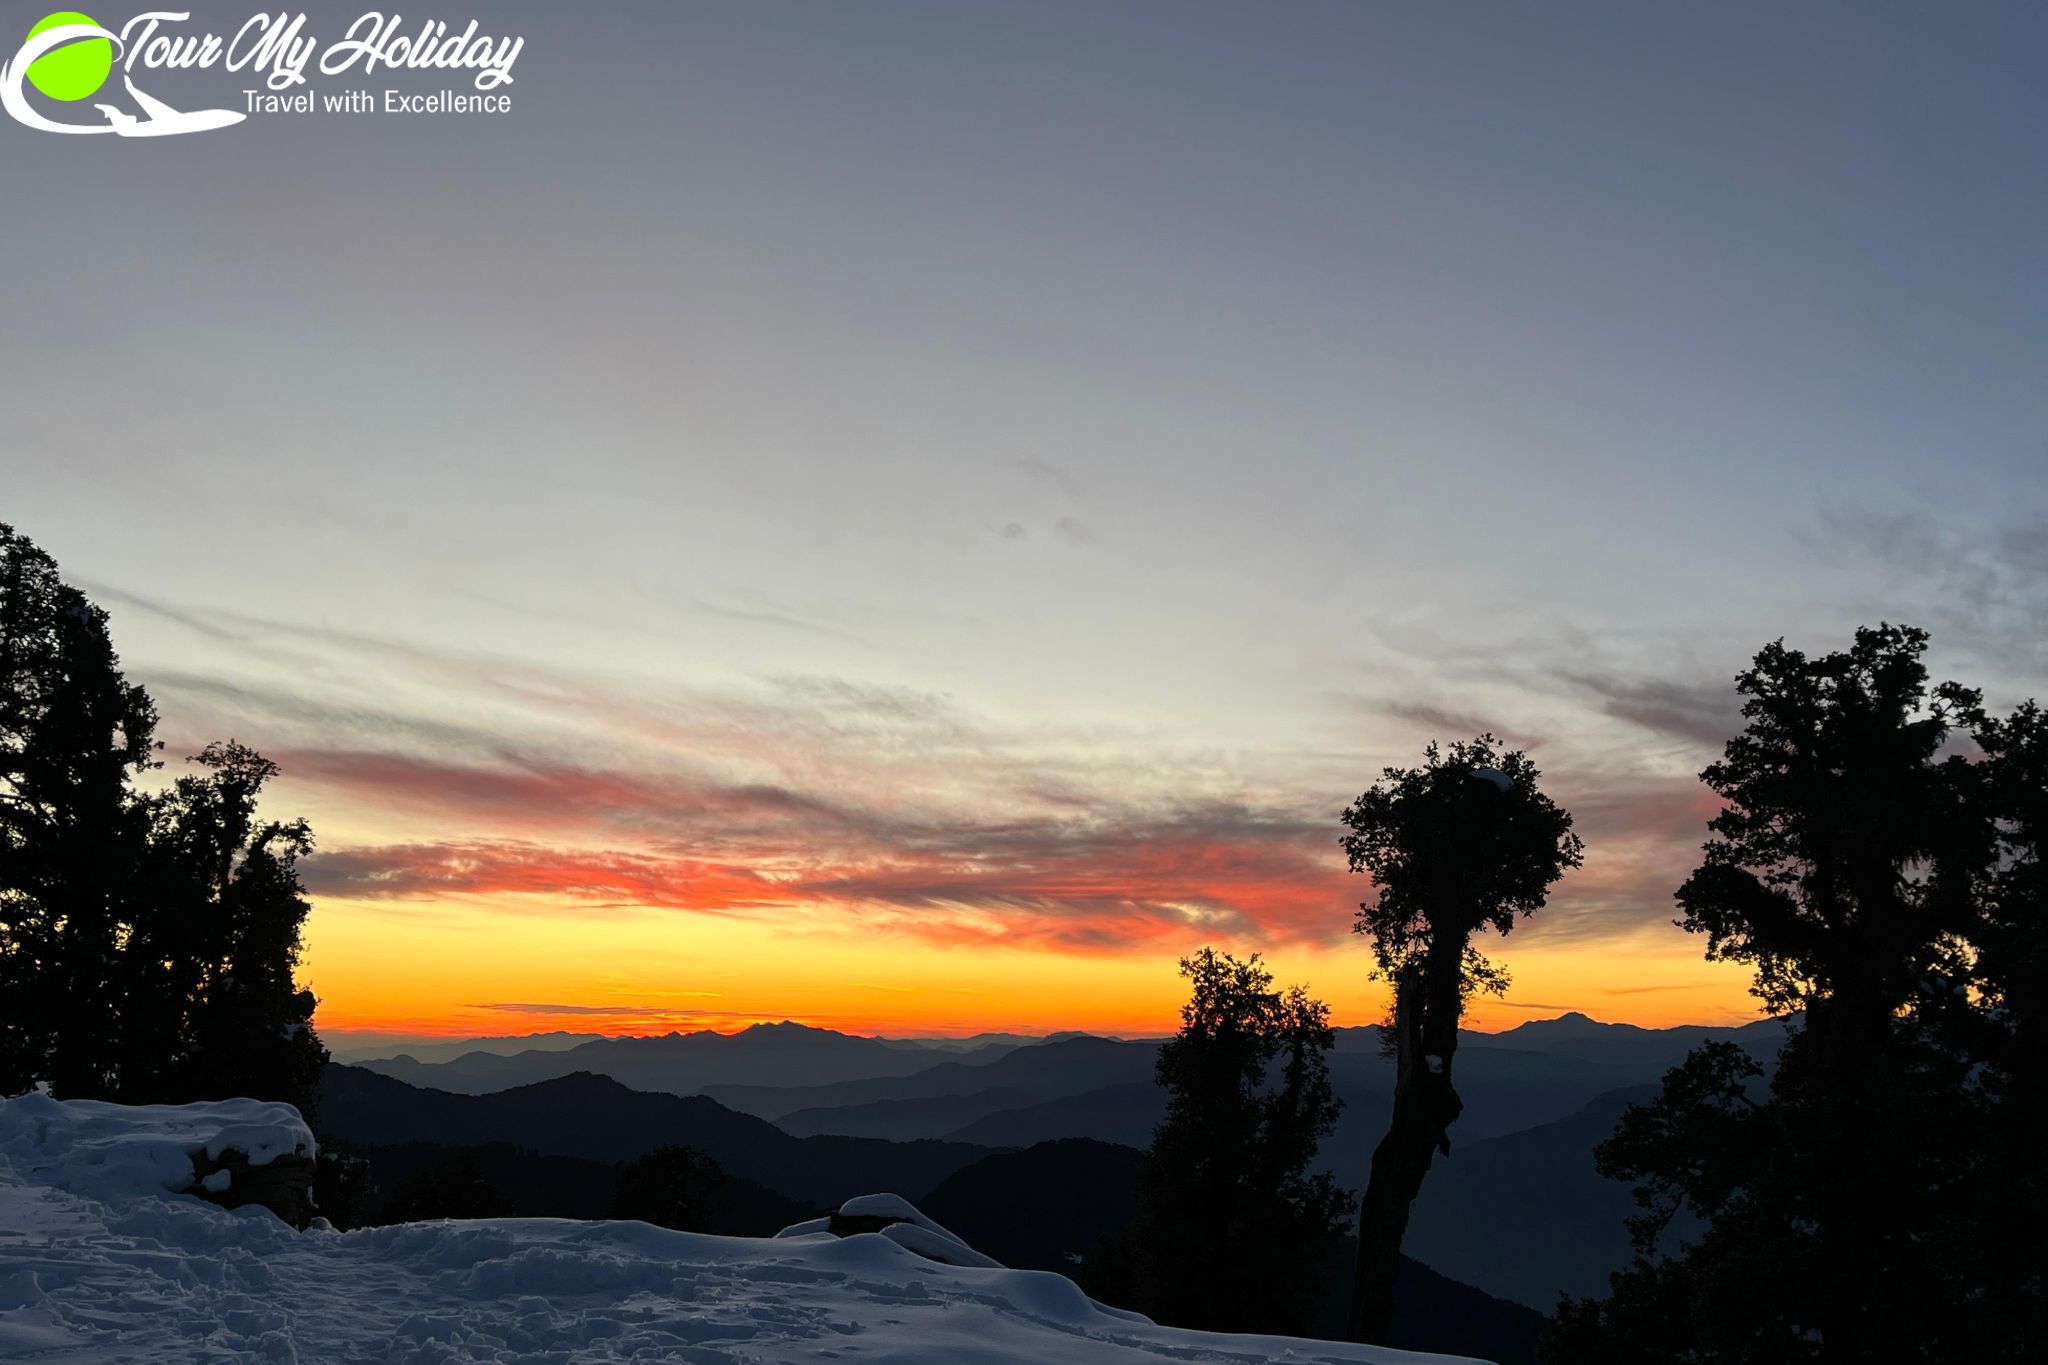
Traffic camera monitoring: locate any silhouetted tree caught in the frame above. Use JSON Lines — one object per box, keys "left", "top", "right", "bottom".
{"left": 381, "top": 1150, "right": 504, "bottom": 1222}
{"left": 1547, "top": 625, "right": 2030, "bottom": 1364}
{"left": 1970, "top": 700, "right": 2048, "bottom": 1353}
{"left": 1343, "top": 736, "right": 1582, "bottom": 1343}
{"left": 1125, "top": 949, "right": 1350, "bottom": 1336}
{"left": 311, "top": 1142, "right": 378, "bottom": 1231}
{"left": 1, "top": 524, "right": 161, "bottom": 1096}
{"left": 611, "top": 1145, "right": 725, "bottom": 1231}
{"left": 0, "top": 523, "right": 325, "bottom": 1107}
{"left": 122, "top": 742, "right": 327, "bottom": 1111}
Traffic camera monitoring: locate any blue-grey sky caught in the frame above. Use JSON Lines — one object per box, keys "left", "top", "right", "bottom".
{"left": 3, "top": 2, "right": 2044, "bottom": 1038}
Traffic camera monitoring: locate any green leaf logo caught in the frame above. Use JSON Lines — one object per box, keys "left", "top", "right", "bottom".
{"left": 24, "top": 12, "right": 111, "bottom": 101}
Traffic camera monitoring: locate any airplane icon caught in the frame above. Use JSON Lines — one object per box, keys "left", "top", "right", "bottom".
{"left": 95, "top": 76, "right": 244, "bottom": 137}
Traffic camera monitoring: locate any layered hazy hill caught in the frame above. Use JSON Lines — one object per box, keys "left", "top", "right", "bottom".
{"left": 357, "top": 1019, "right": 1025, "bottom": 1094}
{"left": 319, "top": 1065, "right": 993, "bottom": 1208}
{"left": 1460, "top": 1011, "right": 1790, "bottom": 1068}
{"left": 312, "top": 1070, "right": 1552, "bottom": 1363}
{"left": 355, "top": 1013, "right": 1783, "bottom": 1112}
{"left": 336, "top": 1012, "right": 1787, "bottom": 1314}
{"left": 329, "top": 1031, "right": 605, "bottom": 1065}
{"left": 4, "top": 1093, "right": 1498, "bottom": 1365}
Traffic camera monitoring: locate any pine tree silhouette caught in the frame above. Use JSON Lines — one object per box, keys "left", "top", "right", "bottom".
{"left": 0, "top": 523, "right": 326, "bottom": 1108}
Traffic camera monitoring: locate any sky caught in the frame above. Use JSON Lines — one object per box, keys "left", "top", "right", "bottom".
{"left": 3, "top": 1, "right": 2045, "bottom": 1046}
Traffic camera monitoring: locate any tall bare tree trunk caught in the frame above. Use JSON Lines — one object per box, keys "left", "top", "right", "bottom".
{"left": 1347, "top": 946, "right": 1466, "bottom": 1343}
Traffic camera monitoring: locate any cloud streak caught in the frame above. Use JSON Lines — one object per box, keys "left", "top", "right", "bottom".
{"left": 303, "top": 803, "right": 1358, "bottom": 953}
{"left": 1554, "top": 672, "right": 1740, "bottom": 750}
{"left": 295, "top": 741, "right": 1725, "bottom": 953}
{"left": 1813, "top": 506, "right": 2048, "bottom": 686}
{"left": 121, "top": 582, "right": 1738, "bottom": 961}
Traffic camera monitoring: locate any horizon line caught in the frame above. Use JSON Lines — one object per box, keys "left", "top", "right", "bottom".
{"left": 323, "top": 1007, "right": 1777, "bottom": 1054}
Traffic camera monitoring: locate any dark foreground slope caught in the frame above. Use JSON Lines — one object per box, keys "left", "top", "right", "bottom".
{"left": 921, "top": 1138, "right": 1548, "bottom": 1365}
{"left": 334, "top": 1140, "right": 814, "bottom": 1235}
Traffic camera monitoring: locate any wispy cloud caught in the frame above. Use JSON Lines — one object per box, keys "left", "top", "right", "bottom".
{"left": 304, "top": 798, "right": 1356, "bottom": 953}
{"left": 303, "top": 841, "right": 782, "bottom": 917}
{"left": 1813, "top": 505, "right": 2048, "bottom": 685}
{"left": 1554, "top": 672, "right": 1739, "bottom": 750}
{"left": 1597, "top": 983, "right": 1713, "bottom": 995}
{"left": 459, "top": 1002, "right": 779, "bottom": 1031}
{"left": 468, "top": 1002, "right": 713, "bottom": 1016}
{"left": 1008, "top": 454, "right": 1083, "bottom": 498}
{"left": 1373, "top": 700, "right": 1534, "bottom": 746}
{"left": 117, "top": 580, "right": 1739, "bottom": 959}
{"left": 1053, "top": 516, "right": 1100, "bottom": 547}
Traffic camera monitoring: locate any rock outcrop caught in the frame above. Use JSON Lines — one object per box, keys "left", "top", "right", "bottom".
{"left": 188, "top": 1147, "right": 317, "bottom": 1229}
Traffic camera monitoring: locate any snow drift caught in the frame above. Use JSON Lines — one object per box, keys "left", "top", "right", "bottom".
{"left": 0, "top": 1093, "right": 1488, "bottom": 1364}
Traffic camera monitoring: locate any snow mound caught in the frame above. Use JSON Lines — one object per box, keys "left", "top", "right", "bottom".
{"left": 838, "top": 1192, "right": 977, "bottom": 1250}
{"left": 0, "top": 1091, "right": 314, "bottom": 1205}
{"left": 879, "top": 1219, "right": 1003, "bottom": 1268}
{"left": 0, "top": 1095, "right": 1488, "bottom": 1364}
{"left": 784, "top": 1192, "right": 1006, "bottom": 1268}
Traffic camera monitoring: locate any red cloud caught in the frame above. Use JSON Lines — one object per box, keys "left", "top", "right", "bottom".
{"left": 305, "top": 842, "right": 783, "bottom": 915}
{"left": 306, "top": 827, "right": 1357, "bottom": 954}
{"left": 286, "top": 745, "right": 1725, "bottom": 955}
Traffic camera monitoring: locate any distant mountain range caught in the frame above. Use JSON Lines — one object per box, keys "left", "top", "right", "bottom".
{"left": 330, "top": 1031, "right": 605, "bottom": 1065}
{"left": 357, "top": 1019, "right": 1024, "bottom": 1095}
{"left": 941, "top": 1079, "right": 1169, "bottom": 1148}
{"left": 1470, "top": 1010, "right": 1790, "bottom": 1068}
{"left": 332, "top": 1012, "right": 1789, "bottom": 1314}
{"left": 340, "top": 1026, "right": 1136, "bottom": 1069}
{"left": 704, "top": 1034, "right": 1160, "bottom": 1123}
{"left": 357, "top": 1013, "right": 1786, "bottom": 1106}
{"left": 874, "top": 1029, "right": 1123, "bottom": 1053}
{"left": 721, "top": 1022, "right": 1781, "bottom": 1170}
{"left": 313, "top": 1071, "right": 1547, "bottom": 1364}
{"left": 1404, "top": 1085, "right": 1663, "bottom": 1309}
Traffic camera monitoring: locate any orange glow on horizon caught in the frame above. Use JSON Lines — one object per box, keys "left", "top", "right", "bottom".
{"left": 304, "top": 891, "right": 1760, "bottom": 1044}
{"left": 260, "top": 704, "right": 1757, "bottom": 1047}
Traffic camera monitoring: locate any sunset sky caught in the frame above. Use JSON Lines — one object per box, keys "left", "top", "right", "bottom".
{"left": 6, "top": 2, "right": 2045, "bottom": 1047}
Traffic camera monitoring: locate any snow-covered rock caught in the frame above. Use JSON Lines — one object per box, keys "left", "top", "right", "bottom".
{"left": 833, "top": 1191, "right": 974, "bottom": 1250}
{"left": 877, "top": 1219, "right": 1005, "bottom": 1268}
{"left": 772, "top": 1214, "right": 833, "bottom": 1238}
{"left": 0, "top": 1090, "right": 313, "bottom": 1204}
{"left": 790, "top": 1192, "right": 1006, "bottom": 1268}
{"left": 0, "top": 1094, "right": 1489, "bottom": 1364}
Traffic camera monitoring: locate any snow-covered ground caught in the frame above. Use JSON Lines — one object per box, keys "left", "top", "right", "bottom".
{"left": 0, "top": 1093, "right": 1486, "bottom": 1364}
